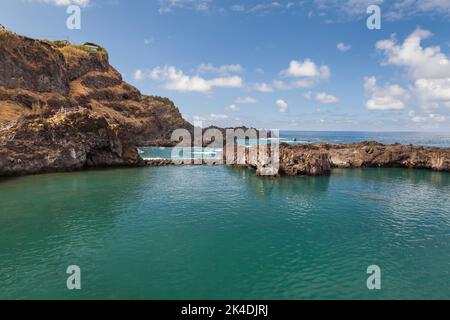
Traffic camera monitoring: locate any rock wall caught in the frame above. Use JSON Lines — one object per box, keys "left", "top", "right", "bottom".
{"left": 0, "top": 29, "right": 193, "bottom": 176}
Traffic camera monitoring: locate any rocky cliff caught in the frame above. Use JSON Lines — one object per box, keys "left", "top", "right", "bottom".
{"left": 0, "top": 29, "right": 192, "bottom": 176}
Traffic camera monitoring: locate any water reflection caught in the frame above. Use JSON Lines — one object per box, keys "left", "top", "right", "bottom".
{"left": 227, "top": 166, "right": 331, "bottom": 198}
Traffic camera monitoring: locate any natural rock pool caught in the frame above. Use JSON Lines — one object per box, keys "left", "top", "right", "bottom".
{"left": 0, "top": 166, "right": 449, "bottom": 299}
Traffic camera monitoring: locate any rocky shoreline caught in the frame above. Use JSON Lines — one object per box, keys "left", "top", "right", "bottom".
{"left": 1, "top": 29, "right": 450, "bottom": 178}
{"left": 276, "top": 142, "right": 450, "bottom": 176}
{"left": 142, "top": 142, "right": 450, "bottom": 177}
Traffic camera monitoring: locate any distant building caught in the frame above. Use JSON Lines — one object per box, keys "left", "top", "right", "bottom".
{"left": 83, "top": 42, "right": 101, "bottom": 53}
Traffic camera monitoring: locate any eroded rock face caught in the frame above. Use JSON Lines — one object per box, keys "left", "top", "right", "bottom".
{"left": 326, "top": 142, "right": 450, "bottom": 171}
{"left": 0, "top": 109, "right": 143, "bottom": 176}
{"left": 279, "top": 144, "right": 331, "bottom": 176}
{"left": 0, "top": 30, "right": 193, "bottom": 176}
{"left": 277, "top": 142, "right": 450, "bottom": 176}
{"left": 0, "top": 32, "right": 69, "bottom": 95}
{"left": 226, "top": 142, "right": 450, "bottom": 177}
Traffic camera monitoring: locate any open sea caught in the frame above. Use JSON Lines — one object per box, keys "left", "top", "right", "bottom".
{"left": 1, "top": 132, "right": 449, "bottom": 299}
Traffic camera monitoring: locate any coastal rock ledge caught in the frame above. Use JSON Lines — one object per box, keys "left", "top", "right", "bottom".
{"left": 145, "top": 142, "right": 450, "bottom": 177}
{"left": 273, "top": 142, "right": 450, "bottom": 176}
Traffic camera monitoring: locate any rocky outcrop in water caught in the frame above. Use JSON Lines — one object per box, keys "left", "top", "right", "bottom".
{"left": 0, "top": 28, "right": 192, "bottom": 176}
{"left": 145, "top": 142, "right": 450, "bottom": 177}
{"left": 267, "top": 142, "right": 450, "bottom": 176}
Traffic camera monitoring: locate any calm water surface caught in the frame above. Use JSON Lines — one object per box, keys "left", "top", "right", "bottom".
{"left": 0, "top": 166, "right": 449, "bottom": 299}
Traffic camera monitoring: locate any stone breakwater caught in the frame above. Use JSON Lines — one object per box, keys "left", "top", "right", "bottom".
{"left": 145, "top": 142, "right": 450, "bottom": 177}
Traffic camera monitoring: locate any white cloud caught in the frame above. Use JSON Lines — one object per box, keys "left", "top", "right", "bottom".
{"left": 410, "top": 111, "right": 447, "bottom": 124}
{"left": 138, "top": 65, "right": 243, "bottom": 92}
{"left": 251, "top": 58, "right": 330, "bottom": 93}
{"left": 159, "top": 0, "right": 212, "bottom": 13}
{"left": 376, "top": 29, "right": 450, "bottom": 79}
{"left": 197, "top": 63, "right": 243, "bottom": 75}
{"left": 305, "top": 92, "right": 339, "bottom": 104}
{"left": 337, "top": 42, "right": 352, "bottom": 53}
{"left": 272, "top": 59, "right": 331, "bottom": 90}
{"left": 313, "top": 0, "right": 450, "bottom": 20}
{"left": 235, "top": 97, "right": 257, "bottom": 104}
{"left": 415, "top": 78, "right": 450, "bottom": 108}
{"left": 134, "top": 69, "right": 144, "bottom": 81}
{"left": 364, "top": 76, "right": 409, "bottom": 110}
{"left": 35, "top": 0, "right": 90, "bottom": 6}
{"left": 286, "top": 2, "right": 295, "bottom": 9}
{"left": 226, "top": 104, "right": 240, "bottom": 112}
{"left": 248, "top": 2, "right": 282, "bottom": 13}
{"left": 276, "top": 99, "right": 289, "bottom": 113}
{"left": 156, "top": 0, "right": 450, "bottom": 19}
{"left": 193, "top": 113, "right": 228, "bottom": 121}
{"left": 387, "top": 0, "right": 450, "bottom": 19}
{"left": 376, "top": 28, "right": 450, "bottom": 110}
{"left": 253, "top": 82, "right": 273, "bottom": 93}
{"left": 314, "top": 0, "right": 383, "bottom": 16}
{"left": 280, "top": 59, "right": 330, "bottom": 79}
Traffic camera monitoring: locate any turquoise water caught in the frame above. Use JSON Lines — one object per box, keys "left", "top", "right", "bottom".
{"left": 0, "top": 166, "right": 449, "bottom": 299}
{"left": 140, "top": 147, "right": 222, "bottom": 160}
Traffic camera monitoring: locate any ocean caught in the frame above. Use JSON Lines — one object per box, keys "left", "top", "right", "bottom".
{"left": 0, "top": 132, "right": 449, "bottom": 299}
{"left": 279, "top": 131, "right": 450, "bottom": 148}
{"left": 140, "top": 131, "right": 450, "bottom": 160}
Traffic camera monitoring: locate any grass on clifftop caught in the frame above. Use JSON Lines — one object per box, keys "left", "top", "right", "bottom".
{"left": 50, "top": 41, "right": 107, "bottom": 59}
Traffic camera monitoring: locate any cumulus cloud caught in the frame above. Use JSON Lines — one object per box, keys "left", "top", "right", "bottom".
{"left": 276, "top": 99, "right": 289, "bottom": 113}
{"left": 376, "top": 29, "right": 450, "bottom": 79}
{"left": 337, "top": 42, "right": 351, "bottom": 53}
{"left": 305, "top": 92, "right": 339, "bottom": 104}
{"left": 376, "top": 28, "right": 450, "bottom": 110}
{"left": 364, "top": 76, "right": 408, "bottom": 110}
{"left": 250, "top": 58, "right": 331, "bottom": 93}
{"left": 135, "top": 65, "right": 243, "bottom": 92}
{"left": 280, "top": 59, "right": 330, "bottom": 79}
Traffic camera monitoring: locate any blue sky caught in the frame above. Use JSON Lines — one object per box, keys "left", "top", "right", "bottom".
{"left": 2, "top": 0, "right": 450, "bottom": 131}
